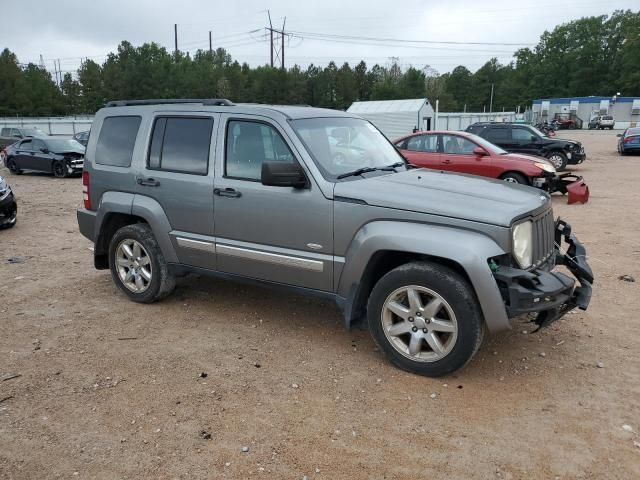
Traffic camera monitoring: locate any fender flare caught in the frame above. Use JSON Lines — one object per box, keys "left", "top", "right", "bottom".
{"left": 337, "top": 221, "right": 511, "bottom": 333}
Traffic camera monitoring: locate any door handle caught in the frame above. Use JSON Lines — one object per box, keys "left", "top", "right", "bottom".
{"left": 443, "top": 159, "right": 452, "bottom": 164}
{"left": 214, "top": 187, "right": 242, "bottom": 198}
{"left": 136, "top": 176, "right": 160, "bottom": 187}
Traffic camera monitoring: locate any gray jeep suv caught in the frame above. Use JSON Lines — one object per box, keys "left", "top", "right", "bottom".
{"left": 77, "top": 99, "right": 593, "bottom": 376}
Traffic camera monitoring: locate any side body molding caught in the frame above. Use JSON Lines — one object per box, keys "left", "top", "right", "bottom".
{"left": 337, "top": 221, "right": 511, "bottom": 333}
{"left": 131, "top": 195, "right": 179, "bottom": 263}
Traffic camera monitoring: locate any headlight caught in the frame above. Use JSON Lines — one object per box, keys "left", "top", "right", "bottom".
{"left": 512, "top": 220, "right": 533, "bottom": 269}
{"left": 534, "top": 161, "right": 556, "bottom": 174}
{"left": 0, "top": 178, "right": 8, "bottom": 199}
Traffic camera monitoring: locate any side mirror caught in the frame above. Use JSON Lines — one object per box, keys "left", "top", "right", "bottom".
{"left": 41, "top": 148, "right": 49, "bottom": 154}
{"left": 616, "top": 134, "right": 622, "bottom": 137}
{"left": 473, "top": 146, "right": 488, "bottom": 156}
{"left": 531, "top": 135, "right": 539, "bottom": 142}
{"left": 261, "top": 161, "right": 307, "bottom": 188}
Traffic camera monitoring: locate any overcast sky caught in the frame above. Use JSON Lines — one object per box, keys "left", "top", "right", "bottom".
{"left": 2, "top": 0, "right": 635, "bottom": 77}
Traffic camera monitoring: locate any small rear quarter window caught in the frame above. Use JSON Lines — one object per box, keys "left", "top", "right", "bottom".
{"left": 95, "top": 116, "right": 141, "bottom": 167}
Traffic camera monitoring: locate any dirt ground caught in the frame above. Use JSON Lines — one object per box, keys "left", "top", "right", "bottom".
{"left": 0, "top": 129, "right": 639, "bottom": 479}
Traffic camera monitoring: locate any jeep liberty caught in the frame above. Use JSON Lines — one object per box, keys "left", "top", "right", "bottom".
{"left": 77, "top": 99, "right": 594, "bottom": 376}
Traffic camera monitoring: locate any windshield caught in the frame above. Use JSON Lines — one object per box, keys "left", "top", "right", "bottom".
{"left": 466, "top": 133, "right": 508, "bottom": 155}
{"left": 291, "top": 117, "right": 406, "bottom": 180}
{"left": 23, "top": 127, "right": 46, "bottom": 137}
{"left": 46, "top": 138, "right": 85, "bottom": 152}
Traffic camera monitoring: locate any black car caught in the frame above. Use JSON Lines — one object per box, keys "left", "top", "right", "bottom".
{"left": 617, "top": 127, "right": 640, "bottom": 155}
{"left": 0, "top": 175, "right": 17, "bottom": 229}
{"left": 466, "top": 122, "right": 586, "bottom": 170}
{"left": 73, "top": 130, "right": 90, "bottom": 147}
{"left": 4, "top": 136, "right": 84, "bottom": 178}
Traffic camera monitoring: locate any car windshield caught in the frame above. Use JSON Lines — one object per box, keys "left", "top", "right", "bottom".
{"left": 465, "top": 133, "right": 508, "bottom": 155}
{"left": 46, "top": 138, "right": 85, "bottom": 152}
{"left": 23, "top": 127, "right": 46, "bottom": 137}
{"left": 291, "top": 117, "right": 406, "bottom": 180}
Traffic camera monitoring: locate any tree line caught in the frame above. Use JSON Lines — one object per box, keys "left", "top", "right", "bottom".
{"left": 0, "top": 9, "right": 637, "bottom": 117}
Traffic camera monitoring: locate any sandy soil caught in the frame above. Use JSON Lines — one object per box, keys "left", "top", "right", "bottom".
{"left": 1, "top": 129, "right": 639, "bottom": 479}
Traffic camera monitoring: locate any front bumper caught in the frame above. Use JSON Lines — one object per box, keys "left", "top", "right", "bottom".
{"left": 0, "top": 189, "right": 17, "bottom": 228}
{"left": 66, "top": 159, "right": 84, "bottom": 176}
{"left": 534, "top": 173, "right": 590, "bottom": 204}
{"left": 567, "top": 148, "right": 586, "bottom": 164}
{"left": 493, "top": 219, "right": 594, "bottom": 329}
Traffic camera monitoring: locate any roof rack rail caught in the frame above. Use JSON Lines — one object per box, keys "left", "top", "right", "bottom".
{"left": 105, "top": 99, "right": 234, "bottom": 107}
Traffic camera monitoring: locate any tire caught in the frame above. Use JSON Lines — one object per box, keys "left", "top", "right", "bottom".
{"left": 367, "top": 261, "right": 485, "bottom": 377}
{"left": 52, "top": 160, "right": 67, "bottom": 178}
{"left": 501, "top": 172, "right": 528, "bottom": 185}
{"left": 0, "top": 208, "right": 17, "bottom": 230}
{"left": 108, "top": 223, "right": 175, "bottom": 303}
{"left": 7, "top": 159, "right": 22, "bottom": 175}
{"left": 547, "top": 151, "right": 568, "bottom": 171}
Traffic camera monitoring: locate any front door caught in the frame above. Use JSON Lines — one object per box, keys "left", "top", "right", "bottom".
{"left": 29, "top": 138, "right": 52, "bottom": 173}
{"left": 213, "top": 115, "right": 333, "bottom": 292}
{"left": 509, "top": 126, "right": 540, "bottom": 156}
{"left": 440, "top": 134, "right": 491, "bottom": 177}
{"left": 15, "top": 139, "right": 35, "bottom": 170}
{"left": 136, "top": 114, "right": 218, "bottom": 270}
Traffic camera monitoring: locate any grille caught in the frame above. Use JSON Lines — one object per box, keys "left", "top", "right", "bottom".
{"left": 531, "top": 209, "right": 555, "bottom": 268}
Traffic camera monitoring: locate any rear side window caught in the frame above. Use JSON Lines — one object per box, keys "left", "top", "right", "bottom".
{"left": 1, "top": 128, "right": 9, "bottom": 136}
{"left": 95, "top": 116, "right": 141, "bottom": 167}
{"left": 147, "top": 117, "right": 213, "bottom": 175}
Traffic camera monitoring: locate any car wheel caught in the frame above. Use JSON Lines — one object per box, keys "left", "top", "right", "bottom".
{"left": 547, "top": 152, "right": 568, "bottom": 171}
{"left": 367, "top": 261, "right": 484, "bottom": 377}
{"left": 7, "top": 159, "right": 22, "bottom": 175}
{"left": 0, "top": 207, "right": 17, "bottom": 229}
{"left": 53, "top": 160, "right": 67, "bottom": 178}
{"left": 501, "top": 172, "right": 528, "bottom": 184}
{"left": 108, "top": 223, "right": 175, "bottom": 303}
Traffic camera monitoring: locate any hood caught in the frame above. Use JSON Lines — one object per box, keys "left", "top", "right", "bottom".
{"left": 544, "top": 137, "right": 580, "bottom": 147}
{"left": 503, "top": 152, "right": 553, "bottom": 166}
{"left": 333, "top": 169, "right": 550, "bottom": 227}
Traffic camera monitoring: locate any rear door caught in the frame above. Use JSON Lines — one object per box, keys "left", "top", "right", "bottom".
{"left": 15, "top": 139, "right": 33, "bottom": 170}
{"left": 137, "top": 114, "right": 218, "bottom": 270}
{"left": 400, "top": 134, "right": 440, "bottom": 168}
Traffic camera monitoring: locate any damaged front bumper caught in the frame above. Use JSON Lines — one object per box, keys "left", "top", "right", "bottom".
{"left": 534, "top": 173, "right": 589, "bottom": 204}
{"left": 493, "top": 219, "right": 594, "bottom": 329}
{"left": 0, "top": 187, "right": 17, "bottom": 228}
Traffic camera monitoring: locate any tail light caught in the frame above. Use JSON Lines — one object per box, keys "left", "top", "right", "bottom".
{"left": 82, "top": 171, "right": 91, "bottom": 209}
{"left": 623, "top": 136, "right": 635, "bottom": 143}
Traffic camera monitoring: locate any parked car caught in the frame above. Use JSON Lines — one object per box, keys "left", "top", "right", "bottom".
{"left": 617, "top": 127, "right": 640, "bottom": 155}
{"left": 466, "top": 122, "right": 586, "bottom": 171}
{"left": 393, "top": 131, "right": 589, "bottom": 203}
{"left": 0, "top": 126, "right": 47, "bottom": 149}
{"left": 588, "top": 115, "right": 615, "bottom": 130}
{"left": 77, "top": 99, "right": 593, "bottom": 377}
{"left": 4, "top": 136, "right": 84, "bottom": 177}
{"left": 73, "top": 130, "right": 90, "bottom": 146}
{"left": 0, "top": 175, "right": 17, "bottom": 229}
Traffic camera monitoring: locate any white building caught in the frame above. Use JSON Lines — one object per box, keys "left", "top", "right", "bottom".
{"left": 347, "top": 98, "right": 434, "bottom": 139}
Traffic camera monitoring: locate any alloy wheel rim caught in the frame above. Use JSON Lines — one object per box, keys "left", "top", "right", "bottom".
{"left": 549, "top": 155, "right": 563, "bottom": 168}
{"left": 381, "top": 285, "right": 458, "bottom": 362}
{"left": 54, "top": 163, "right": 65, "bottom": 177}
{"left": 503, "top": 177, "right": 518, "bottom": 183}
{"left": 115, "top": 239, "right": 152, "bottom": 293}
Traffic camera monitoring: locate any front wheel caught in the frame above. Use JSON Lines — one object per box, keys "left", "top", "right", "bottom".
{"left": 108, "top": 223, "right": 175, "bottom": 303}
{"left": 53, "top": 160, "right": 67, "bottom": 178}
{"left": 547, "top": 151, "right": 568, "bottom": 171}
{"left": 501, "top": 172, "right": 528, "bottom": 184}
{"left": 367, "top": 261, "right": 484, "bottom": 377}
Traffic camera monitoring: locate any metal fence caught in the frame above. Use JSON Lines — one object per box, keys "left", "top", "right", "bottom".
{"left": 434, "top": 112, "right": 516, "bottom": 131}
{"left": 0, "top": 116, "right": 94, "bottom": 136}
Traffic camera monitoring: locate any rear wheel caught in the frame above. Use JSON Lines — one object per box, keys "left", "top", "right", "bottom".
{"left": 108, "top": 223, "right": 175, "bottom": 303}
{"left": 501, "top": 172, "right": 528, "bottom": 185}
{"left": 547, "top": 151, "right": 567, "bottom": 171}
{"left": 367, "top": 261, "right": 484, "bottom": 377}
{"left": 7, "top": 159, "right": 22, "bottom": 175}
{"left": 53, "top": 160, "right": 67, "bottom": 178}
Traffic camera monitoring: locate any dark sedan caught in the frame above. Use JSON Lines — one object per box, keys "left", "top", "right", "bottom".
{"left": 617, "top": 127, "right": 640, "bottom": 155}
{"left": 0, "top": 175, "right": 17, "bottom": 229}
{"left": 4, "top": 136, "right": 84, "bottom": 178}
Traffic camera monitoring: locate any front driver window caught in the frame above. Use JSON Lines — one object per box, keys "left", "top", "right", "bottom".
{"left": 442, "top": 135, "right": 475, "bottom": 154}
{"left": 512, "top": 128, "right": 534, "bottom": 142}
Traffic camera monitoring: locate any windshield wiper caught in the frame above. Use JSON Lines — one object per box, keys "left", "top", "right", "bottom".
{"left": 336, "top": 162, "right": 407, "bottom": 180}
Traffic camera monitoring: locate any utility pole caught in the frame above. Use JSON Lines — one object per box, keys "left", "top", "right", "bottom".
{"left": 209, "top": 30, "right": 213, "bottom": 55}
{"left": 281, "top": 17, "right": 286, "bottom": 69}
{"left": 268, "top": 11, "right": 274, "bottom": 68}
{"left": 489, "top": 83, "right": 494, "bottom": 113}
{"left": 174, "top": 24, "right": 178, "bottom": 56}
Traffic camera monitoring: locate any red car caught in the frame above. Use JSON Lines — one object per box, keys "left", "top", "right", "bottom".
{"left": 394, "top": 131, "right": 589, "bottom": 203}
